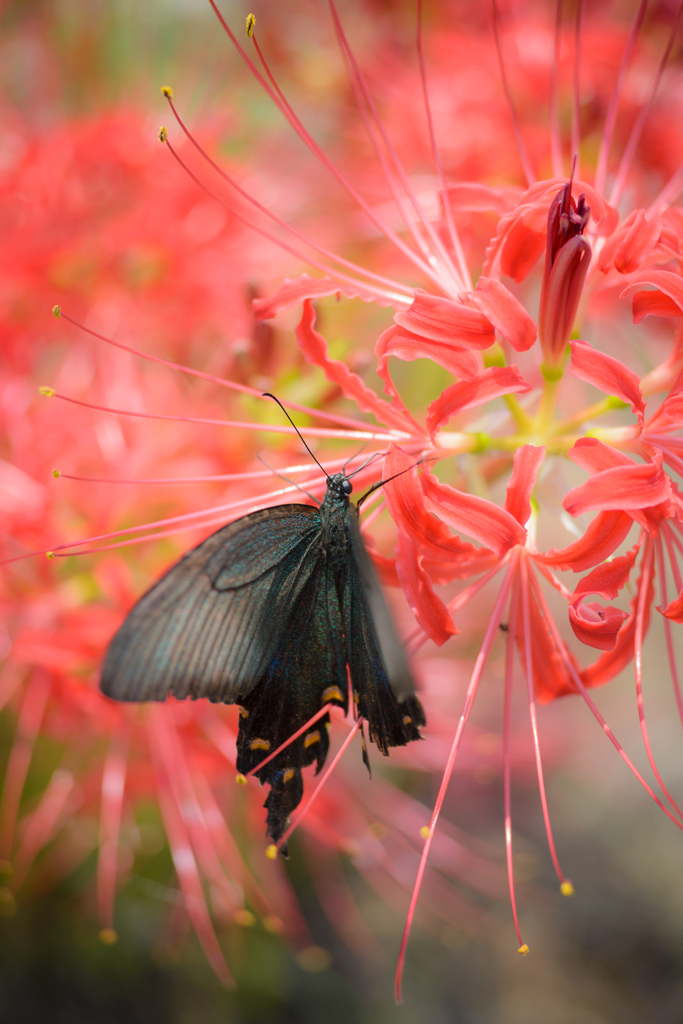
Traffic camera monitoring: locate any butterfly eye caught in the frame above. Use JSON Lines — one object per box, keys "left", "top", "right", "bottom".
{"left": 341, "top": 478, "right": 353, "bottom": 495}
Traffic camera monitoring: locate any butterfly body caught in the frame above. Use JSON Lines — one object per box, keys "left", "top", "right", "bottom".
{"left": 101, "top": 472, "right": 425, "bottom": 849}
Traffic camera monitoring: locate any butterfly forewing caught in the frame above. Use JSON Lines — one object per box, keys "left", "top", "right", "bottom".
{"left": 100, "top": 505, "right": 322, "bottom": 703}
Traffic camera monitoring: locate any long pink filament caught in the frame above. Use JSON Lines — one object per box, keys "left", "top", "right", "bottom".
{"left": 656, "top": 532, "right": 683, "bottom": 728}
{"left": 550, "top": 0, "right": 564, "bottom": 178}
{"left": 56, "top": 310, "right": 400, "bottom": 436}
{"left": 164, "top": 97, "right": 412, "bottom": 300}
{"left": 520, "top": 557, "right": 570, "bottom": 884}
{"left": 415, "top": 0, "right": 472, "bottom": 289}
{"left": 594, "top": 0, "right": 649, "bottom": 197}
{"left": 395, "top": 556, "right": 516, "bottom": 1003}
{"left": 0, "top": 671, "right": 51, "bottom": 862}
{"left": 571, "top": 0, "right": 584, "bottom": 178}
{"left": 504, "top": 576, "right": 525, "bottom": 949}
{"left": 529, "top": 571, "right": 683, "bottom": 832}
{"left": 633, "top": 542, "right": 683, "bottom": 821}
{"left": 48, "top": 389, "right": 405, "bottom": 442}
{"left": 97, "top": 728, "right": 131, "bottom": 933}
{"left": 609, "top": 0, "right": 683, "bottom": 208}
{"left": 245, "top": 703, "right": 336, "bottom": 778}
{"left": 491, "top": 0, "right": 535, "bottom": 188}
{"left": 277, "top": 716, "right": 364, "bottom": 849}
{"left": 206, "top": 0, "right": 448, "bottom": 287}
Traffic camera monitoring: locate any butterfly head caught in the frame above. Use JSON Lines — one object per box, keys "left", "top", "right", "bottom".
{"left": 327, "top": 472, "right": 353, "bottom": 499}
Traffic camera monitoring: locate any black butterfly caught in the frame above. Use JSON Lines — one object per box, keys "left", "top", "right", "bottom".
{"left": 100, "top": 443, "right": 425, "bottom": 853}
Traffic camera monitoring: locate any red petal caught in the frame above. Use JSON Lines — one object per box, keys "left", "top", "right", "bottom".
{"left": 254, "top": 274, "right": 402, "bottom": 320}
{"left": 563, "top": 459, "right": 672, "bottom": 516}
{"left": 621, "top": 270, "right": 683, "bottom": 324}
{"left": 393, "top": 289, "right": 495, "bottom": 350}
{"left": 571, "top": 542, "right": 640, "bottom": 602}
{"left": 395, "top": 532, "right": 458, "bottom": 645}
{"left": 536, "top": 510, "right": 633, "bottom": 571}
{"left": 517, "top": 582, "right": 579, "bottom": 703}
{"left": 597, "top": 210, "right": 662, "bottom": 274}
{"left": 631, "top": 290, "right": 683, "bottom": 323}
{"left": 421, "top": 469, "right": 525, "bottom": 557}
{"left": 375, "top": 324, "right": 479, "bottom": 423}
{"left": 581, "top": 566, "right": 653, "bottom": 688}
{"left": 658, "top": 588, "right": 683, "bottom": 623}
{"left": 383, "top": 444, "right": 488, "bottom": 562}
{"left": 568, "top": 340, "right": 645, "bottom": 425}
{"left": 426, "top": 365, "right": 531, "bottom": 435}
{"left": 568, "top": 436, "right": 634, "bottom": 473}
{"left": 295, "top": 301, "right": 414, "bottom": 433}
{"left": 568, "top": 602, "right": 629, "bottom": 650}
{"left": 504, "top": 445, "right": 545, "bottom": 526}
{"left": 468, "top": 277, "right": 537, "bottom": 352}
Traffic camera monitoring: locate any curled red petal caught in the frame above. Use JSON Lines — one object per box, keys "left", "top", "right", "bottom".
{"left": 467, "top": 277, "right": 537, "bottom": 352}
{"left": 631, "top": 290, "right": 683, "bottom": 324}
{"left": 295, "top": 300, "right": 415, "bottom": 433}
{"left": 621, "top": 269, "right": 683, "bottom": 324}
{"left": 393, "top": 289, "right": 495, "bottom": 350}
{"left": 597, "top": 210, "right": 662, "bottom": 275}
{"left": 568, "top": 340, "right": 645, "bottom": 425}
{"left": 536, "top": 510, "right": 633, "bottom": 571}
{"left": 375, "top": 324, "right": 479, "bottom": 423}
{"left": 383, "top": 444, "right": 486, "bottom": 562}
{"left": 421, "top": 469, "right": 525, "bottom": 557}
{"left": 658, "top": 588, "right": 683, "bottom": 622}
{"left": 569, "top": 602, "right": 629, "bottom": 650}
{"left": 571, "top": 542, "right": 641, "bottom": 603}
{"left": 426, "top": 365, "right": 531, "bottom": 435}
{"left": 254, "top": 274, "right": 403, "bottom": 320}
{"left": 563, "top": 457, "right": 671, "bottom": 517}
{"left": 395, "top": 532, "right": 458, "bottom": 646}
{"left": 504, "top": 445, "right": 545, "bottom": 526}
{"left": 568, "top": 436, "right": 634, "bottom": 473}
{"left": 581, "top": 566, "right": 654, "bottom": 689}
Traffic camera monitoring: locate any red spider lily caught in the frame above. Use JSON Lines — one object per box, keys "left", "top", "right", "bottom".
{"left": 5, "top": 0, "right": 683, "bottom": 1003}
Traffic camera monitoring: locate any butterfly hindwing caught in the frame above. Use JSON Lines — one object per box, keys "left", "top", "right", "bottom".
{"left": 341, "top": 523, "right": 425, "bottom": 756}
{"left": 100, "top": 505, "right": 322, "bottom": 703}
{"left": 235, "top": 555, "right": 348, "bottom": 849}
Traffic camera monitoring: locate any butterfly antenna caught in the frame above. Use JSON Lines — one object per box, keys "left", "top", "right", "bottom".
{"left": 356, "top": 455, "right": 437, "bottom": 510}
{"left": 263, "top": 394, "right": 331, "bottom": 482}
{"left": 342, "top": 439, "right": 371, "bottom": 474}
{"left": 347, "top": 451, "right": 384, "bottom": 480}
{"left": 256, "top": 453, "right": 321, "bottom": 505}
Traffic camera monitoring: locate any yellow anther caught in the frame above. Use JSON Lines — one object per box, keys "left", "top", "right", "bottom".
{"left": 234, "top": 909, "right": 256, "bottom": 927}
{"left": 98, "top": 928, "right": 118, "bottom": 945}
{"left": 52, "top": 469, "right": 61, "bottom": 478}
{"left": 265, "top": 844, "right": 278, "bottom": 860}
{"left": 322, "top": 686, "right": 344, "bottom": 703}
{"left": 403, "top": 715, "right": 412, "bottom": 725}
{"left": 419, "top": 825, "right": 430, "bottom": 840}
{"left": 245, "top": 13, "right": 256, "bottom": 37}
{"left": 52, "top": 304, "right": 61, "bottom": 317}
{"left": 560, "top": 880, "right": 575, "bottom": 897}
{"left": 235, "top": 773, "right": 247, "bottom": 785}
{"left": 39, "top": 386, "right": 55, "bottom": 397}
{"left": 249, "top": 738, "right": 270, "bottom": 751}
{"left": 238, "top": 706, "right": 249, "bottom": 719}
{"left": 517, "top": 944, "right": 530, "bottom": 956}
{"left": 161, "top": 86, "right": 174, "bottom": 99}
{"left": 158, "top": 126, "right": 168, "bottom": 143}
{"left": 303, "top": 730, "right": 320, "bottom": 748}
{"left": 46, "top": 551, "right": 55, "bottom": 560}
{"left": 282, "top": 768, "right": 295, "bottom": 782}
